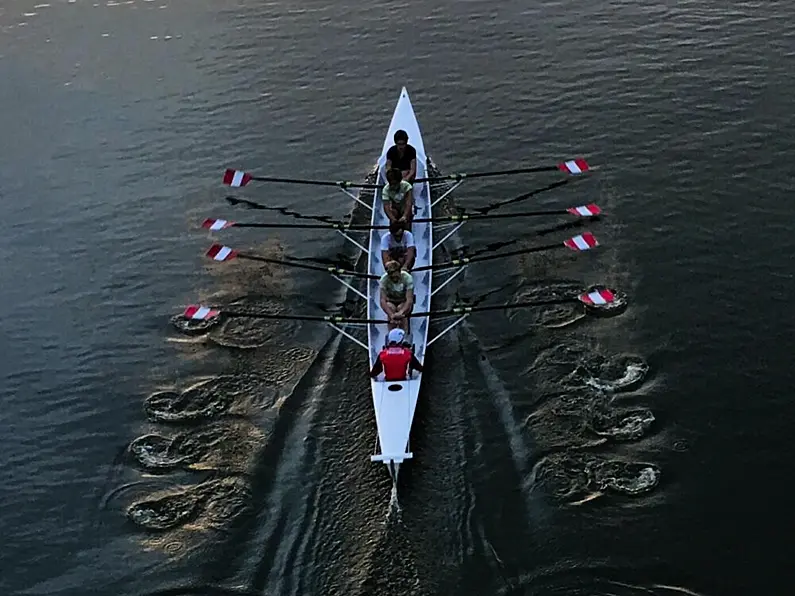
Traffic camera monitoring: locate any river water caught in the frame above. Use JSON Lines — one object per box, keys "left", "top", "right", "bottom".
{"left": 2, "top": 1, "right": 794, "bottom": 595}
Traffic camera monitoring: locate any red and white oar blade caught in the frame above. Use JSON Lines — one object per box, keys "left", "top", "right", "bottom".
{"left": 223, "top": 168, "right": 253, "bottom": 187}
{"left": 566, "top": 203, "right": 601, "bottom": 217}
{"left": 183, "top": 305, "right": 222, "bottom": 320}
{"left": 563, "top": 233, "right": 599, "bottom": 251}
{"left": 202, "top": 218, "right": 235, "bottom": 231}
{"left": 558, "top": 158, "right": 590, "bottom": 175}
{"left": 206, "top": 243, "right": 239, "bottom": 262}
{"left": 578, "top": 288, "right": 615, "bottom": 305}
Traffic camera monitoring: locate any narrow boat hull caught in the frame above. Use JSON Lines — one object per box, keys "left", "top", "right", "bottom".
{"left": 367, "top": 88, "right": 432, "bottom": 476}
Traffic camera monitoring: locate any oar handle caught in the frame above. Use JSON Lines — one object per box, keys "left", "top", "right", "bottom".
{"left": 237, "top": 253, "right": 378, "bottom": 279}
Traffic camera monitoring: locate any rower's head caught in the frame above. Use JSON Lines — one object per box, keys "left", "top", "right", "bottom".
{"left": 387, "top": 328, "right": 405, "bottom": 345}
{"left": 386, "top": 167, "right": 403, "bottom": 188}
{"left": 389, "top": 220, "right": 404, "bottom": 240}
{"left": 393, "top": 129, "right": 409, "bottom": 150}
{"left": 385, "top": 259, "right": 402, "bottom": 279}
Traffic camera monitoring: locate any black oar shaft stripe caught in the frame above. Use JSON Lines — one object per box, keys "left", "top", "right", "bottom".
{"left": 237, "top": 253, "right": 377, "bottom": 279}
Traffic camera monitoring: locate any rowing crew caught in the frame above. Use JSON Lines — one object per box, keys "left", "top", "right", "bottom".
{"left": 371, "top": 131, "right": 421, "bottom": 381}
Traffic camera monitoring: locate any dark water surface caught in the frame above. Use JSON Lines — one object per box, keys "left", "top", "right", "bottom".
{"left": 2, "top": 0, "right": 794, "bottom": 594}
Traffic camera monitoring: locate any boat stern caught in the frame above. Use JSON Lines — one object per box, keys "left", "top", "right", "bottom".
{"left": 370, "top": 376, "right": 421, "bottom": 468}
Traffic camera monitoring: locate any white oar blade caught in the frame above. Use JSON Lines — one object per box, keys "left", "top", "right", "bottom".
{"left": 202, "top": 218, "right": 234, "bottom": 231}
{"left": 558, "top": 158, "right": 590, "bottom": 175}
{"left": 577, "top": 288, "right": 615, "bottom": 305}
{"left": 566, "top": 204, "right": 601, "bottom": 217}
{"left": 206, "top": 243, "right": 239, "bottom": 262}
{"left": 563, "top": 233, "right": 598, "bottom": 251}
{"left": 223, "top": 168, "right": 253, "bottom": 187}
{"left": 183, "top": 305, "right": 222, "bottom": 320}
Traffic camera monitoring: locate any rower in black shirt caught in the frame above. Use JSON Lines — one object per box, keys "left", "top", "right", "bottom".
{"left": 385, "top": 129, "right": 417, "bottom": 182}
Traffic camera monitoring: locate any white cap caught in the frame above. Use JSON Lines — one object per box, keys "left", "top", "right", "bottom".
{"left": 387, "top": 328, "right": 405, "bottom": 344}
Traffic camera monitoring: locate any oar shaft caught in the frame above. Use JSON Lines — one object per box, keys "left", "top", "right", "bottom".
{"left": 236, "top": 253, "right": 378, "bottom": 279}
{"left": 413, "top": 208, "right": 572, "bottom": 224}
{"left": 415, "top": 165, "right": 559, "bottom": 183}
{"left": 412, "top": 242, "right": 562, "bottom": 271}
{"left": 231, "top": 222, "right": 380, "bottom": 231}
{"left": 222, "top": 310, "right": 385, "bottom": 324}
{"left": 411, "top": 297, "right": 575, "bottom": 318}
{"left": 477, "top": 179, "right": 571, "bottom": 214}
{"left": 249, "top": 175, "right": 379, "bottom": 189}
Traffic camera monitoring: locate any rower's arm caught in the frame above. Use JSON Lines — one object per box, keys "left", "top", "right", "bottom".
{"left": 410, "top": 353, "right": 424, "bottom": 374}
{"left": 406, "top": 158, "right": 416, "bottom": 181}
{"left": 379, "top": 291, "right": 394, "bottom": 315}
{"left": 402, "top": 189, "right": 413, "bottom": 219}
{"left": 398, "top": 289, "right": 414, "bottom": 315}
{"left": 383, "top": 201, "right": 398, "bottom": 222}
{"left": 369, "top": 355, "right": 383, "bottom": 378}
{"left": 404, "top": 246, "right": 416, "bottom": 271}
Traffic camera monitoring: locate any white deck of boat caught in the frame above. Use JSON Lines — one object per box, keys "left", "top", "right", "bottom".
{"left": 367, "top": 87, "right": 432, "bottom": 466}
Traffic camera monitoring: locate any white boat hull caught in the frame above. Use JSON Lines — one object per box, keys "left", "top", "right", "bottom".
{"left": 367, "top": 88, "right": 432, "bottom": 475}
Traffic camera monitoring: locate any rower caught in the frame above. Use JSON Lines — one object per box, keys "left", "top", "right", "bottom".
{"left": 379, "top": 260, "right": 414, "bottom": 333}
{"left": 382, "top": 167, "right": 414, "bottom": 230}
{"left": 380, "top": 220, "right": 416, "bottom": 272}
{"left": 385, "top": 129, "right": 417, "bottom": 182}
{"left": 369, "top": 328, "right": 423, "bottom": 381}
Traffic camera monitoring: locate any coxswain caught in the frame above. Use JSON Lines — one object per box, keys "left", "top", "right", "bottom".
{"left": 385, "top": 129, "right": 417, "bottom": 182}
{"left": 380, "top": 220, "right": 416, "bottom": 272}
{"left": 369, "top": 328, "right": 424, "bottom": 381}
{"left": 379, "top": 260, "right": 414, "bottom": 333}
{"left": 382, "top": 167, "right": 414, "bottom": 229}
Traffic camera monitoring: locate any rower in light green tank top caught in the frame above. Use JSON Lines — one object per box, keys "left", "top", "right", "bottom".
{"left": 381, "top": 167, "right": 415, "bottom": 228}
{"left": 382, "top": 179, "right": 412, "bottom": 207}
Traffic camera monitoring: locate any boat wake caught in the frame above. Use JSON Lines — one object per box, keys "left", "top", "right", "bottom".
{"left": 126, "top": 476, "right": 251, "bottom": 532}
{"left": 502, "top": 569, "right": 709, "bottom": 596}
{"left": 529, "top": 450, "right": 661, "bottom": 504}
{"left": 128, "top": 419, "right": 267, "bottom": 473}
{"left": 96, "top": 149, "right": 691, "bottom": 596}
{"left": 143, "top": 374, "right": 278, "bottom": 424}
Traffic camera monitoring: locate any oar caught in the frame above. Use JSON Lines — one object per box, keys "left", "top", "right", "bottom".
{"left": 201, "top": 204, "right": 598, "bottom": 233}
{"left": 205, "top": 244, "right": 378, "bottom": 279}
{"left": 414, "top": 158, "right": 590, "bottom": 183}
{"left": 203, "top": 203, "right": 600, "bottom": 232}
{"left": 412, "top": 233, "right": 599, "bottom": 272}
{"left": 202, "top": 218, "right": 385, "bottom": 231}
{"left": 182, "top": 305, "right": 385, "bottom": 324}
{"left": 410, "top": 287, "right": 617, "bottom": 318}
{"left": 413, "top": 203, "right": 601, "bottom": 224}
{"left": 181, "top": 287, "right": 617, "bottom": 323}
{"left": 223, "top": 169, "right": 380, "bottom": 189}
{"left": 225, "top": 196, "right": 337, "bottom": 223}
{"left": 472, "top": 179, "right": 572, "bottom": 215}
{"left": 202, "top": 218, "right": 388, "bottom": 232}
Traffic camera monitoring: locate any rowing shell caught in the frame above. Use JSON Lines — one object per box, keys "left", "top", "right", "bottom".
{"left": 367, "top": 88, "right": 432, "bottom": 480}
{"left": 200, "top": 98, "right": 605, "bottom": 492}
